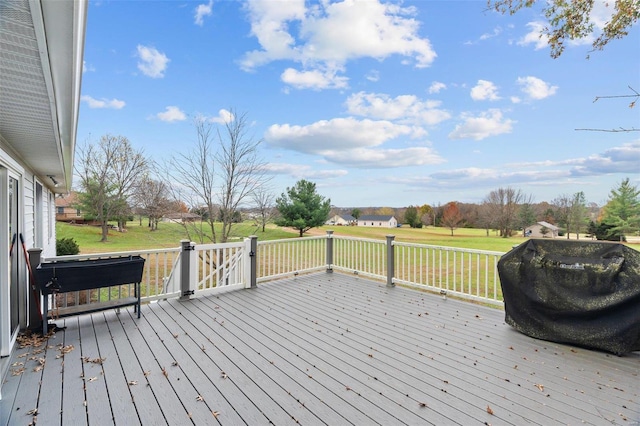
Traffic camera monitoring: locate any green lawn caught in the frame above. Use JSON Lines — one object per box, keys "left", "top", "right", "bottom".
{"left": 57, "top": 220, "right": 527, "bottom": 255}
{"left": 56, "top": 220, "right": 299, "bottom": 254}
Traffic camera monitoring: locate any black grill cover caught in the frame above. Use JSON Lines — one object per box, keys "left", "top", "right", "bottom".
{"left": 497, "top": 239, "right": 640, "bottom": 355}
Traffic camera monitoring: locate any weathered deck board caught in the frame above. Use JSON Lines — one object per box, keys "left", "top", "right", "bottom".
{"left": 79, "top": 313, "right": 112, "bottom": 426}
{"left": 2, "top": 272, "right": 639, "bottom": 426}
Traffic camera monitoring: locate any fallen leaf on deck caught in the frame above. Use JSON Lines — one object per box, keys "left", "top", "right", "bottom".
{"left": 128, "top": 381, "right": 138, "bottom": 386}
{"left": 26, "top": 408, "right": 38, "bottom": 415}
{"left": 196, "top": 395, "right": 204, "bottom": 402}
{"left": 535, "top": 384, "right": 544, "bottom": 391}
{"left": 11, "top": 368, "right": 25, "bottom": 376}
{"left": 212, "top": 411, "right": 220, "bottom": 418}
{"left": 486, "top": 405, "right": 494, "bottom": 415}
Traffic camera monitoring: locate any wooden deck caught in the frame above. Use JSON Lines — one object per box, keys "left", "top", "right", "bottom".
{"left": 2, "top": 272, "right": 639, "bottom": 425}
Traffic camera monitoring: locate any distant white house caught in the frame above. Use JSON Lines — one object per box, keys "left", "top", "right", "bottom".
{"left": 525, "top": 221, "right": 560, "bottom": 238}
{"left": 326, "top": 214, "right": 356, "bottom": 226}
{"left": 357, "top": 215, "right": 398, "bottom": 228}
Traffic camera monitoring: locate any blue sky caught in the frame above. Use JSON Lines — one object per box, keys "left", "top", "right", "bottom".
{"left": 77, "top": 0, "right": 640, "bottom": 208}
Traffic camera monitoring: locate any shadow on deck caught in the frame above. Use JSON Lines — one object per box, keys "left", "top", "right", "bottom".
{"left": 2, "top": 272, "right": 639, "bottom": 425}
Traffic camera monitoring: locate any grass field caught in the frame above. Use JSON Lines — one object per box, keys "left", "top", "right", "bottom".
{"left": 57, "top": 220, "right": 532, "bottom": 255}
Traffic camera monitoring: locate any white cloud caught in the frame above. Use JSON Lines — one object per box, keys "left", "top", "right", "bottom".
{"left": 470, "top": 80, "right": 500, "bottom": 101}
{"left": 281, "top": 67, "right": 349, "bottom": 90}
{"left": 263, "top": 163, "right": 349, "bottom": 179}
{"left": 265, "top": 116, "right": 443, "bottom": 168}
{"left": 345, "top": 91, "right": 450, "bottom": 126}
{"left": 136, "top": 45, "right": 170, "bottom": 78}
{"left": 157, "top": 106, "right": 186, "bottom": 122}
{"left": 365, "top": 70, "right": 380, "bottom": 82}
{"left": 517, "top": 76, "right": 558, "bottom": 100}
{"left": 448, "top": 109, "right": 514, "bottom": 140}
{"left": 81, "top": 95, "right": 125, "bottom": 109}
{"left": 82, "top": 60, "right": 95, "bottom": 73}
{"left": 194, "top": 0, "right": 213, "bottom": 26}
{"left": 241, "top": 0, "right": 436, "bottom": 87}
{"left": 517, "top": 21, "right": 549, "bottom": 50}
{"left": 266, "top": 117, "right": 413, "bottom": 152}
{"left": 465, "top": 26, "right": 503, "bottom": 45}
{"left": 321, "top": 146, "right": 444, "bottom": 168}
{"left": 428, "top": 81, "right": 446, "bottom": 94}
{"left": 210, "top": 109, "right": 234, "bottom": 123}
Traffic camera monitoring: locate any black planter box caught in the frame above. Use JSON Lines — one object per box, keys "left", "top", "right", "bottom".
{"left": 498, "top": 239, "right": 640, "bottom": 355}
{"left": 35, "top": 256, "right": 145, "bottom": 333}
{"left": 35, "top": 255, "right": 145, "bottom": 293}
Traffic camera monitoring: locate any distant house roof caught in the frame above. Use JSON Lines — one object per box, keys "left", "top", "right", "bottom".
{"left": 55, "top": 191, "right": 79, "bottom": 208}
{"left": 358, "top": 215, "right": 395, "bottom": 221}
{"left": 340, "top": 214, "right": 356, "bottom": 221}
{"left": 537, "top": 221, "right": 559, "bottom": 231}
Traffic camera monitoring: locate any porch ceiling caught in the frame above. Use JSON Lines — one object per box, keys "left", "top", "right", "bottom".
{"left": 0, "top": 0, "right": 86, "bottom": 192}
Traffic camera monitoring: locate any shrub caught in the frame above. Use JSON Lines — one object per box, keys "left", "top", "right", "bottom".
{"left": 56, "top": 237, "right": 80, "bottom": 255}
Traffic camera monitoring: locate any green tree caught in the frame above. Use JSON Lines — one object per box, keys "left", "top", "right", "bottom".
{"left": 275, "top": 180, "right": 331, "bottom": 237}
{"left": 350, "top": 208, "right": 361, "bottom": 220}
{"left": 419, "top": 204, "right": 433, "bottom": 226}
{"left": 601, "top": 178, "right": 640, "bottom": 240}
{"left": 404, "top": 206, "right": 420, "bottom": 228}
{"left": 488, "top": 0, "right": 639, "bottom": 58}
{"left": 569, "top": 191, "right": 588, "bottom": 239}
{"left": 518, "top": 202, "right": 537, "bottom": 236}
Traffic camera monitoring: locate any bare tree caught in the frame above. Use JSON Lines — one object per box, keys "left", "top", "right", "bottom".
{"left": 483, "top": 187, "right": 531, "bottom": 237}
{"left": 75, "top": 135, "right": 149, "bottom": 242}
{"left": 251, "top": 185, "right": 276, "bottom": 232}
{"left": 132, "top": 176, "right": 171, "bottom": 231}
{"left": 166, "top": 109, "right": 268, "bottom": 243}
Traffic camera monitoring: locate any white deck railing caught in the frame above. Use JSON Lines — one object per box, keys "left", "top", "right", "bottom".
{"left": 193, "top": 241, "right": 247, "bottom": 295}
{"left": 257, "top": 236, "right": 327, "bottom": 282}
{"left": 36, "top": 232, "right": 507, "bottom": 312}
{"left": 331, "top": 235, "right": 388, "bottom": 280}
{"left": 393, "top": 241, "right": 504, "bottom": 306}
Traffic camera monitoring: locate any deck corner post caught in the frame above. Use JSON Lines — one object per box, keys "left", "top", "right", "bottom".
{"left": 248, "top": 235, "right": 258, "bottom": 288}
{"left": 386, "top": 235, "right": 395, "bottom": 288}
{"left": 326, "top": 230, "right": 334, "bottom": 273}
{"left": 27, "top": 248, "right": 43, "bottom": 329}
{"left": 180, "top": 239, "right": 194, "bottom": 300}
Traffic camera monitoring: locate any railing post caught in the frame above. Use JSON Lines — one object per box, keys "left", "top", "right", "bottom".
{"left": 27, "top": 248, "right": 43, "bottom": 330}
{"left": 326, "top": 230, "right": 334, "bottom": 273}
{"left": 180, "top": 240, "right": 194, "bottom": 300}
{"left": 248, "top": 235, "right": 258, "bottom": 288}
{"left": 386, "top": 235, "right": 395, "bottom": 288}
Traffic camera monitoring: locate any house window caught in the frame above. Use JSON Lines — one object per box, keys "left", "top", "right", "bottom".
{"left": 57, "top": 207, "right": 64, "bottom": 214}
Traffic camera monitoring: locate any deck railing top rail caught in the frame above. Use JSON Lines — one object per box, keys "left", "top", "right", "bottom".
{"left": 393, "top": 240, "right": 505, "bottom": 256}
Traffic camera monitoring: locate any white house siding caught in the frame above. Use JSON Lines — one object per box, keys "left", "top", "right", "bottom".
{"left": 357, "top": 217, "right": 398, "bottom": 228}
{"left": 0, "top": 152, "right": 58, "bottom": 377}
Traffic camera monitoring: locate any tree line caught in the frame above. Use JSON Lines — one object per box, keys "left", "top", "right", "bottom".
{"left": 330, "top": 180, "right": 640, "bottom": 241}
{"left": 74, "top": 111, "right": 638, "bottom": 243}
